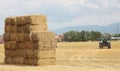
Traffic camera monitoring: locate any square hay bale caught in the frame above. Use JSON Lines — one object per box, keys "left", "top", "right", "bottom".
{"left": 31, "top": 32, "right": 55, "bottom": 42}
{"left": 4, "top": 57, "right": 14, "bottom": 64}
{"left": 9, "top": 17, "right": 16, "bottom": 25}
{"left": 24, "top": 15, "right": 47, "bottom": 25}
{"left": 32, "top": 41, "right": 42, "bottom": 49}
{"left": 5, "top": 57, "right": 24, "bottom": 65}
{"left": 32, "top": 41, "right": 56, "bottom": 49}
{"left": 5, "top": 16, "right": 16, "bottom": 26}
{"left": 16, "top": 16, "right": 26, "bottom": 26}
{"left": 17, "top": 26, "right": 26, "bottom": 33}
{"left": 16, "top": 33, "right": 25, "bottom": 41}
{"left": 5, "top": 17, "right": 10, "bottom": 26}
{"left": 15, "top": 49, "right": 25, "bottom": 57}
{"left": 25, "top": 49, "right": 34, "bottom": 58}
{"left": 33, "top": 58, "right": 56, "bottom": 66}
{"left": 10, "top": 26, "right": 17, "bottom": 33}
{"left": 13, "top": 57, "right": 24, "bottom": 64}
{"left": 4, "top": 41, "right": 17, "bottom": 49}
{"left": 5, "top": 49, "right": 25, "bottom": 64}
{"left": 5, "top": 49, "right": 17, "bottom": 57}
{"left": 42, "top": 41, "right": 57, "bottom": 48}
{"left": 35, "top": 25, "right": 48, "bottom": 32}
{"left": 10, "top": 33, "right": 17, "bottom": 41}
{"left": 4, "top": 49, "right": 10, "bottom": 56}
{"left": 17, "top": 41, "right": 26, "bottom": 49}
{"left": 24, "top": 32, "right": 55, "bottom": 41}
{"left": 24, "top": 33, "right": 31, "bottom": 41}
{"left": 25, "top": 41, "right": 33, "bottom": 49}
{"left": 3, "top": 33, "right": 10, "bottom": 41}
{"left": 25, "top": 24, "right": 48, "bottom": 33}
{"left": 47, "top": 32, "right": 56, "bottom": 41}
{"left": 39, "top": 25, "right": 48, "bottom": 31}
{"left": 4, "top": 25, "right": 11, "bottom": 33}
{"left": 4, "top": 49, "right": 11, "bottom": 57}
{"left": 4, "top": 25, "right": 17, "bottom": 33}
{"left": 31, "top": 32, "right": 40, "bottom": 41}
{"left": 24, "top": 58, "right": 34, "bottom": 65}
{"left": 33, "top": 49, "right": 56, "bottom": 59}
{"left": 5, "top": 49, "right": 25, "bottom": 58}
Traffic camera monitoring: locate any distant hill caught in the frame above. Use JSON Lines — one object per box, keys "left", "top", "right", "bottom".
{"left": 52, "top": 23, "right": 120, "bottom": 34}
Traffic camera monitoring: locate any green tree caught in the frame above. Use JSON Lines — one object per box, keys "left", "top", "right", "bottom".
{"left": 90, "top": 31, "right": 102, "bottom": 41}
{"left": 63, "top": 30, "right": 102, "bottom": 42}
{"left": 63, "top": 31, "right": 80, "bottom": 42}
{"left": 85, "top": 31, "right": 91, "bottom": 40}
{"left": 114, "top": 34, "right": 120, "bottom": 37}
{"left": 79, "top": 31, "right": 87, "bottom": 41}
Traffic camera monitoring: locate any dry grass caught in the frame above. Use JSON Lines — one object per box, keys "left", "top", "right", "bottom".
{"left": 0, "top": 41, "right": 120, "bottom": 71}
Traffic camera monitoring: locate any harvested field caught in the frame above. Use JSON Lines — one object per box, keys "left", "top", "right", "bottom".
{"left": 0, "top": 41, "right": 120, "bottom": 71}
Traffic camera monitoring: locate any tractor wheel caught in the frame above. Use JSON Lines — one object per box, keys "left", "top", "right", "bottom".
{"left": 108, "top": 44, "right": 111, "bottom": 49}
{"left": 108, "top": 46, "right": 111, "bottom": 49}
{"left": 99, "top": 44, "right": 103, "bottom": 49}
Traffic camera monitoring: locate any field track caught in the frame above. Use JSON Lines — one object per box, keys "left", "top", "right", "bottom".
{"left": 0, "top": 41, "right": 120, "bottom": 71}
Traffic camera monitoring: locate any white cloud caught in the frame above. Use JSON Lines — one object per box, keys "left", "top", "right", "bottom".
{"left": 68, "top": 12, "right": 120, "bottom": 26}
{"left": 48, "top": 11, "right": 120, "bottom": 30}
{"left": 0, "top": 0, "right": 120, "bottom": 34}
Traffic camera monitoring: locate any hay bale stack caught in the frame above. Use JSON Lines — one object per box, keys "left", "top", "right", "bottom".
{"left": 3, "top": 15, "right": 56, "bottom": 66}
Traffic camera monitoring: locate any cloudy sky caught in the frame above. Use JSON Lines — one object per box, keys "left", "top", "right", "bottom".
{"left": 0, "top": 0, "right": 120, "bottom": 34}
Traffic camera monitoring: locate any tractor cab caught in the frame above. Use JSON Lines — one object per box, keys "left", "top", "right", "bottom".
{"left": 99, "top": 37, "right": 111, "bottom": 49}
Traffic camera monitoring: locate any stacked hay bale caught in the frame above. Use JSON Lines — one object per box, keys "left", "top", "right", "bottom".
{"left": 3, "top": 15, "right": 56, "bottom": 66}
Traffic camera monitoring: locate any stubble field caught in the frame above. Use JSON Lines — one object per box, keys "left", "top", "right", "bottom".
{"left": 0, "top": 41, "right": 120, "bottom": 71}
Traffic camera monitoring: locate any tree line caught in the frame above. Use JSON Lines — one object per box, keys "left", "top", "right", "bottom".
{"left": 62, "top": 31, "right": 102, "bottom": 42}
{"left": 62, "top": 30, "right": 120, "bottom": 42}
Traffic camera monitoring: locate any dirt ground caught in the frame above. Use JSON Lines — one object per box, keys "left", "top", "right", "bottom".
{"left": 0, "top": 41, "right": 120, "bottom": 71}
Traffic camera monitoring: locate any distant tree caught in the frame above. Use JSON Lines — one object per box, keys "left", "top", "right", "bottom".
{"left": 85, "top": 31, "right": 91, "bottom": 40}
{"left": 114, "top": 34, "right": 120, "bottom": 37}
{"left": 79, "top": 31, "right": 88, "bottom": 41}
{"left": 90, "top": 31, "right": 102, "bottom": 41}
{"left": 63, "top": 31, "right": 79, "bottom": 42}
{"left": 63, "top": 30, "right": 102, "bottom": 42}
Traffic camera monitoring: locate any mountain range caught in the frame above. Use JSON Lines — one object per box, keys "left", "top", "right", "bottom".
{"left": 52, "top": 23, "right": 120, "bottom": 34}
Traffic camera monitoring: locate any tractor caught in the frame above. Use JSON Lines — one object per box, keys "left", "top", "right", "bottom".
{"left": 99, "top": 37, "right": 111, "bottom": 49}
